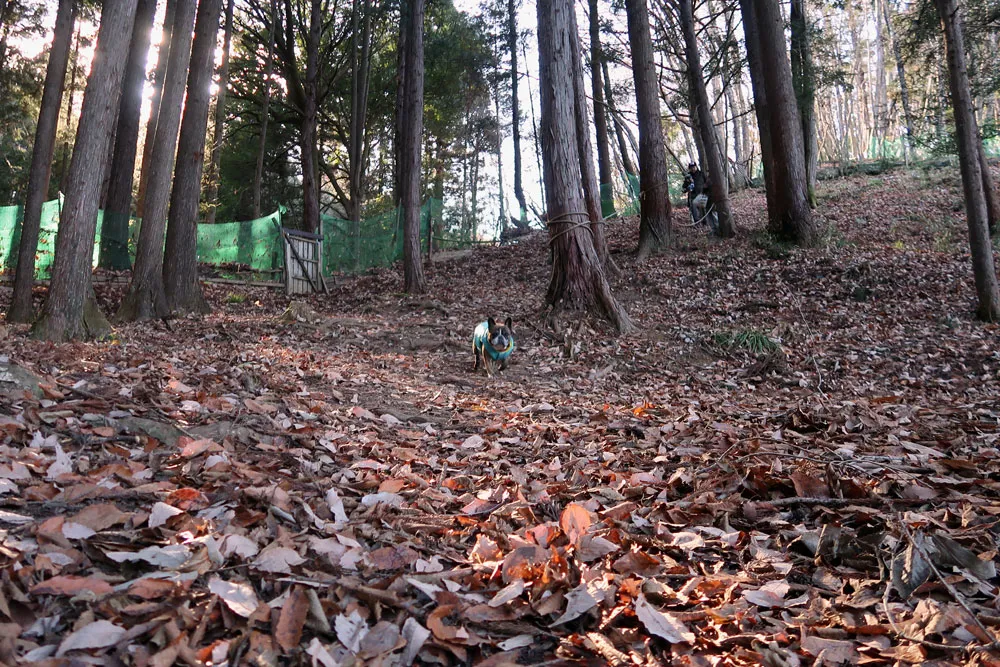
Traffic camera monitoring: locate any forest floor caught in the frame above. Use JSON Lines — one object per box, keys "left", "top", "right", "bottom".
{"left": 1, "top": 165, "right": 1000, "bottom": 666}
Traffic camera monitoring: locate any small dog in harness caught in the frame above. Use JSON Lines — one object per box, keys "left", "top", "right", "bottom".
{"left": 472, "top": 317, "right": 515, "bottom": 376}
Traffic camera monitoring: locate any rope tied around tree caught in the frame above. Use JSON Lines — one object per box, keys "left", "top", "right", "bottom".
{"left": 545, "top": 211, "right": 599, "bottom": 246}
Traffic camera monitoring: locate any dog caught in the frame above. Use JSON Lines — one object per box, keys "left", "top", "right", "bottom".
{"left": 472, "top": 317, "right": 515, "bottom": 376}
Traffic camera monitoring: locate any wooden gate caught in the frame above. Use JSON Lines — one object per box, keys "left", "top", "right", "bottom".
{"left": 282, "top": 227, "right": 325, "bottom": 295}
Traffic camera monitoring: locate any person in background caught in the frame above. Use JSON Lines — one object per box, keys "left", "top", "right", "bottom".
{"left": 683, "top": 162, "right": 715, "bottom": 233}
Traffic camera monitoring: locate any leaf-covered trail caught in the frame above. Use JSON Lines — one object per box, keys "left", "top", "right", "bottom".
{"left": 1, "top": 167, "right": 999, "bottom": 665}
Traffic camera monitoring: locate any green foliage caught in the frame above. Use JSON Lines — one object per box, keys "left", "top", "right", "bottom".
{"left": 711, "top": 329, "right": 781, "bottom": 356}
{"left": 751, "top": 231, "right": 794, "bottom": 260}
{"left": 225, "top": 292, "right": 247, "bottom": 304}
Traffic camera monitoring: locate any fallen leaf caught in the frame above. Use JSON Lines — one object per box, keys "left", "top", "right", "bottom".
{"left": 635, "top": 594, "right": 695, "bottom": 644}
{"left": 208, "top": 576, "right": 260, "bottom": 617}
{"left": 275, "top": 586, "right": 309, "bottom": 651}
{"left": 56, "top": 619, "right": 126, "bottom": 656}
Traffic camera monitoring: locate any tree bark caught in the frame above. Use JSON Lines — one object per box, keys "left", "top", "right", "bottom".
{"left": 299, "top": 0, "right": 321, "bottom": 234}
{"left": 348, "top": 0, "right": 373, "bottom": 268}
{"left": 978, "top": 141, "right": 999, "bottom": 236}
{"left": 507, "top": 0, "right": 528, "bottom": 229}
{"left": 400, "top": 0, "right": 426, "bottom": 293}
{"left": 31, "top": 0, "right": 138, "bottom": 342}
{"left": 625, "top": 0, "right": 672, "bottom": 260}
{"left": 7, "top": 0, "right": 77, "bottom": 323}
{"left": 603, "top": 59, "right": 636, "bottom": 179}
{"left": 934, "top": 0, "right": 1000, "bottom": 320}
{"left": 680, "top": 0, "right": 733, "bottom": 238}
{"left": 882, "top": 0, "right": 914, "bottom": 162}
{"left": 537, "top": 0, "right": 632, "bottom": 333}
{"left": 204, "top": 0, "right": 235, "bottom": 226}
{"left": 117, "top": 0, "right": 196, "bottom": 322}
{"left": 790, "top": 0, "right": 817, "bottom": 206}
{"left": 137, "top": 0, "right": 177, "bottom": 219}
{"left": 568, "top": 3, "right": 615, "bottom": 272}
{"left": 744, "top": 0, "right": 818, "bottom": 245}
{"left": 100, "top": 0, "right": 157, "bottom": 271}
{"left": 739, "top": 0, "right": 776, "bottom": 221}
{"left": 589, "top": 0, "right": 615, "bottom": 219}
{"left": 163, "top": 0, "right": 223, "bottom": 315}
{"left": 57, "top": 23, "right": 82, "bottom": 195}
{"left": 252, "top": 0, "right": 277, "bottom": 219}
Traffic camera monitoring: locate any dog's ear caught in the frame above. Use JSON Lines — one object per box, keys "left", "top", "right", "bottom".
{"left": 504, "top": 317, "right": 513, "bottom": 330}
{"left": 487, "top": 317, "right": 497, "bottom": 331}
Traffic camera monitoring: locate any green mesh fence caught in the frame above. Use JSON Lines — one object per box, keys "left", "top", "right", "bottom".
{"left": 1, "top": 198, "right": 450, "bottom": 280}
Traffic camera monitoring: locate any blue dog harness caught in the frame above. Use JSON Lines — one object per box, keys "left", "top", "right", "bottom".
{"left": 473, "top": 321, "right": 515, "bottom": 361}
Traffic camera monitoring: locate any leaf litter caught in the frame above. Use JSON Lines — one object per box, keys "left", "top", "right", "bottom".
{"left": 0, "top": 168, "right": 999, "bottom": 664}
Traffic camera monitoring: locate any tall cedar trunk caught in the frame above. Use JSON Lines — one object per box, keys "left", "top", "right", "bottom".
{"left": 349, "top": 0, "right": 373, "bottom": 268}
{"left": 739, "top": 0, "right": 777, "bottom": 220}
{"left": 58, "top": 23, "right": 81, "bottom": 194}
{"left": 31, "top": 0, "right": 138, "bottom": 342}
{"left": 163, "top": 0, "right": 223, "bottom": 314}
{"left": 680, "top": 0, "right": 733, "bottom": 237}
{"left": 882, "top": 0, "right": 914, "bottom": 162}
{"left": 589, "top": 0, "right": 615, "bottom": 218}
{"left": 400, "top": 0, "right": 426, "bottom": 293}
{"left": 978, "top": 142, "right": 999, "bottom": 236}
{"left": 252, "top": 0, "right": 277, "bottom": 218}
{"left": 790, "top": 0, "right": 817, "bottom": 206}
{"left": 7, "top": 0, "right": 76, "bottom": 323}
{"left": 874, "top": 0, "right": 887, "bottom": 151}
{"left": 747, "top": 0, "right": 818, "bottom": 245}
{"left": 137, "top": 0, "right": 177, "bottom": 218}
{"left": 299, "top": 0, "right": 321, "bottom": 234}
{"left": 537, "top": 0, "right": 632, "bottom": 333}
{"left": 934, "top": 0, "right": 1000, "bottom": 320}
{"left": 603, "top": 59, "right": 636, "bottom": 178}
{"left": 117, "top": 0, "right": 196, "bottom": 322}
{"left": 204, "top": 0, "right": 235, "bottom": 226}
{"left": 100, "top": 0, "right": 157, "bottom": 271}
{"left": 523, "top": 38, "right": 545, "bottom": 211}
{"left": 508, "top": 0, "right": 527, "bottom": 228}
{"left": 568, "top": 2, "right": 616, "bottom": 273}
{"left": 625, "top": 0, "right": 672, "bottom": 260}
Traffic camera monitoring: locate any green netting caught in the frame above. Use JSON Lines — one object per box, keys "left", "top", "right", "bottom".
{"left": 1, "top": 198, "right": 450, "bottom": 280}
{"left": 196, "top": 208, "right": 284, "bottom": 273}
{"left": 321, "top": 198, "right": 442, "bottom": 275}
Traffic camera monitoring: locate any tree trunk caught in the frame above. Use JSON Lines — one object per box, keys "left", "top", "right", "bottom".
{"left": 57, "top": 23, "right": 82, "bottom": 194}
{"left": 163, "top": 0, "right": 223, "bottom": 315}
{"left": 589, "top": 0, "right": 615, "bottom": 218}
{"left": 882, "top": 0, "right": 914, "bottom": 162}
{"left": 348, "top": 0, "right": 373, "bottom": 268}
{"left": 400, "top": 0, "right": 426, "bottom": 293}
{"left": 204, "top": 0, "right": 235, "bottom": 226}
{"left": 744, "top": 0, "right": 818, "bottom": 245}
{"left": 117, "top": 0, "right": 197, "bottom": 322}
{"left": 625, "top": 0, "right": 672, "bottom": 260}
{"left": 137, "top": 0, "right": 177, "bottom": 219}
{"left": 508, "top": 0, "right": 528, "bottom": 229}
{"left": 100, "top": 0, "right": 157, "bottom": 271}
{"left": 569, "top": 2, "right": 616, "bottom": 273}
{"left": 680, "top": 0, "right": 733, "bottom": 238}
{"left": 978, "top": 143, "right": 999, "bottom": 236}
{"left": 299, "top": 0, "right": 321, "bottom": 234}
{"left": 7, "top": 0, "right": 76, "bottom": 323}
{"left": 790, "top": 0, "right": 818, "bottom": 206}
{"left": 31, "top": 0, "right": 138, "bottom": 342}
{"left": 537, "top": 0, "right": 632, "bottom": 333}
{"left": 739, "top": 0, "right": 776, "bottom": 218}
{"left": 603, "top": 59, "right": 636, "bottom": 179}
{"left": 523, "top": 38, "right": 545, "bottom": 212}
{"left": 934, "top": 0, "right": 1000, "bottom": 320}
{"left": 252, "top": 0, "right": 277, "bottom": 219}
